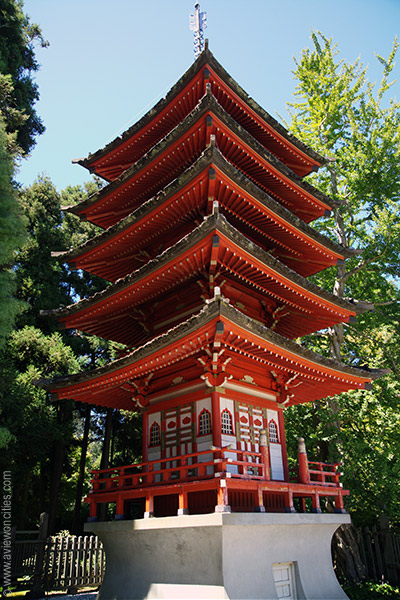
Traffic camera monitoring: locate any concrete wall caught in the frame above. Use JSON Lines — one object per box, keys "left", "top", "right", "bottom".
{"left": 86, "top": 513, "right": 350, "bottom": 600}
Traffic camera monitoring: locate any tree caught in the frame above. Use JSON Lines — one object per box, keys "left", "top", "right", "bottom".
{"left": 283, "top": 32, "right": 400, "bottom": 581}
{"left": 0, "top": 326, "right": 79, "bottom": 527}
{"left": 0, "top": 0, "right": 47, "bottom": 346}
{"left": 0, "top": 177, "right": 114, "bottom": 531}
{"left": 0, "top": 0, "right": 48, "bottom": 154}
{"left": 0, "top": 115, "right": 25, "bottom": 347}
{"left": 287, "top": 32, "right": 400, "bottom": 362}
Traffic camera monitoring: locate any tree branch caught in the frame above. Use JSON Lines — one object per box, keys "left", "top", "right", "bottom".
{"left": 340, "top": 253, "right": 382, "bottom": 284}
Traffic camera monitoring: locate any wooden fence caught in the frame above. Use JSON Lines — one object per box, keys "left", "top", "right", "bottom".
{"left": 1, "top": 515, "right": 105, "bottom": 594}
{"left": 357, "top": 515, "right": 400, "bottom": 586}
{"left": 43, "top": 534, "right": 105, "bottom": 591}
{"left": 333, "top": 514, "right": 400, "bottom": 587}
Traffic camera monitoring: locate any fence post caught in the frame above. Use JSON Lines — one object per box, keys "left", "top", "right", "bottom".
{"left": 379, "top": 513, "right": 400, "bottom": 586}
{"left": 26, "top": 512, "right": 48, "bottom": 599}
{"left": 298, "top": 437, "right": 310, "bottom": 484}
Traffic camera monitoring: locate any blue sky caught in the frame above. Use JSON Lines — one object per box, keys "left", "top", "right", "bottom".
{"left": 19, "top": 0, "right": 400, "bottom": 191}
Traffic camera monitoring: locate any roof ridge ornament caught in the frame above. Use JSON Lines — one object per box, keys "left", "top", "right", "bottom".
{"left": 189, "top": 3, "right": 207, "bottom": 59}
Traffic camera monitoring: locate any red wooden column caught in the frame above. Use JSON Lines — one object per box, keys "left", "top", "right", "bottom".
{"left": 88, "top": 499, "right": 98, "bottom": 522}
{"left": 215, "top": 480, "right": 231, "bottom": 513}
{"left": 211, "top": 391, "right": 221, "bottom": 448}
{"left": 178, "top": 489, "right": 189, "bottom": 516}
{"left": 284, "top": 488, "right": 296, "bottom": 513}
{"left": 144, "top": 492, "right": 154, "bottom": 518}
{"left": 298, "top": 437, "right": 310, "bottom": 484}
{"left": 335, "top": 490, "right": 346, "bottom": 514}
{"left": 255, "top": 486, "right": 266, "bottom": 513}
{"left": 115, "top": 496, "right": 124, "bottom": 520}
{"left": 259, "top": 429, "right": 271, "bottom": 481}
{"left": 312, "top": 492, "right": 321, "bottom": 514}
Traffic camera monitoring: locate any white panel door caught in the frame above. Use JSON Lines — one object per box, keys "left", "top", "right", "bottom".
{"left": 272, "top": 562, "right": 296, "bottom": 599}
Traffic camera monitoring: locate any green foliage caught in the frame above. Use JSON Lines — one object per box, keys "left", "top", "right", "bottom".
{"left": 0, "top": 177, "right": 113, "bottom": 528}
{"left": 14, "top": 177, "right": 106, "bottom": 333}
{"left": 109, "top": 410, "right": 143, "bottom": 467}
{"left": 0, "top": 0, "right": 48, "bottom": 154}
{"left": 344, "top": 581, "right": 400, "bottom": 600}
{"left": 285, "top": 32, "right": 400, "bottom": 526}
{"left": 288, "top": 33, "right": 400, "bottom": 280}
{"left": 0, "top": 326, "right": 79, "bottom": 528}
{"left": 0, "top": 113, "right": 26, "bottom": 347}
{"left": 0, "top": 0, "right": 48, "bottom": 348}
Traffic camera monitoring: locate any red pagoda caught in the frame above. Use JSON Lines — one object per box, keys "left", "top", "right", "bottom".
{"left": 42, "top": 42, "right": 381, "bottom": 599}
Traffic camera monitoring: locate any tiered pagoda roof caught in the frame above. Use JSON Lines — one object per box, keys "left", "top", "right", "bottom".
{"left": 58, "top": 148, "right": 355, "bottom": 281}
{"left": 44, "top": 298, "right": 379, "bottom": 410}
{"left": 43, "top": 44, "right": 379, "bottom": 412}
{"left": 74, "top": 43, "right": 324, "bottom": 181}
{"left": 46, "top": 213, "right": 369, "bottom": 347}
{"left": 66, "top": 90, "right": 336, "bottom": 228}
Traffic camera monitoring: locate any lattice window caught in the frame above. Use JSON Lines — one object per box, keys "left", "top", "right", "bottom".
{"left": 198, "top": 409, "right": 212, "bottom": 436}
{"left": 221, "top": 409, "right": 234, "bottom": 435}
{"left": 269, "top": 420, "right": 279, "bottom": 443}
{"left": 149, "top": 422, "right": 161, "bottom": 446}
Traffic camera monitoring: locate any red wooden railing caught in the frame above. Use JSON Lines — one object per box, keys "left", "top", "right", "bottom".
{"left": 89, "top": 447, "right": 265, "bottom": 493}
{"left": 307, "top": 461, "right": 341, "bottom": 487}
{"left": 85, "top": 438, "right": 347, "bottom": 518}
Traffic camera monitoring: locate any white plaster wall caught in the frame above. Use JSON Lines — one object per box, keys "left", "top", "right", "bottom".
{"left": 220, "top": 397, "right": 235, "bottom": 415}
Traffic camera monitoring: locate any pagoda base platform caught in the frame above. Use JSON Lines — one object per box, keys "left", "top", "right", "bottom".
{"left": 85, "top": 512, "right": 350, "bottom": 600}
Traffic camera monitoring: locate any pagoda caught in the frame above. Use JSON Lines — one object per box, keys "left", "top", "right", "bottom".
{"left": 41, "top": 42, "right": 382, "bottom": 599}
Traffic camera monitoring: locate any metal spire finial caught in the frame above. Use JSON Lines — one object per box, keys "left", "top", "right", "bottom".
{"left": 189, "top": 3, "right": 207, "bottom": 59}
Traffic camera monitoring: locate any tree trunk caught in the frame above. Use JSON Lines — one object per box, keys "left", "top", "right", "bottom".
{"left": 100, "top": 407, "right": 113, "bottom": 470}
{"left": 71, "top": 404, "right": 91, "bottom": 534}
{"left": 98, "top": 407, "right": 113, "bottom": 521}
{"left": 47, "top": 438, "right": 65, "bottom": 534}
{"left": 47, "top": 400, "right": 71, "bottom": 534}
{"left": 17, "top": 470, "right": 32, "bottom": 529}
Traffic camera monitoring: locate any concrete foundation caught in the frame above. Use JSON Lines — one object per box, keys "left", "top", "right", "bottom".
{"left": 85, "top": 512, "right": 350, "bottom": 600}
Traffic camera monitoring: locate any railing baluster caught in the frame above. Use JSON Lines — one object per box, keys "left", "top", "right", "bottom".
{"left": 87, "top": 445, "right": 347, "bottom": 520}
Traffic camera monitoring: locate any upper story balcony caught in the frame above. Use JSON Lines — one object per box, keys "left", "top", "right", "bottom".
{"left": 85, "top": 437, "right": 347, "bottom": 521}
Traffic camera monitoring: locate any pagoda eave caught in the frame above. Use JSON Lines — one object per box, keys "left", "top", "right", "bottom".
{"left": 48, "top": 214, "right": 364, "bottom": 345}
{"left": 77, "top": 47, "right": 326, "bottom": 181}
{"left": 67, "top": 92, "right": 336, "bottom": 228}
{"left": 38, "top": 300, "right": 377, "bottom": 410}
{"left": 60, "top": 148, "right": 349, "bottom": 281}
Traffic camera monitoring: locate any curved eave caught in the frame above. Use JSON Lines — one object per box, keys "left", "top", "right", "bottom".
{"left": 59, "top": 147, "right": 352, "bottom": 281}
{"left": 45, "top": 214, "right": 366, "bottom": 345}
{"left": 37, "top": 300, "right": 383, "bottom": 409}
{"left": 66, "top": 92, "right": 336, "bottom": 228}
{"left": 76, "top": 47, "right": 325, "bottom": 181}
